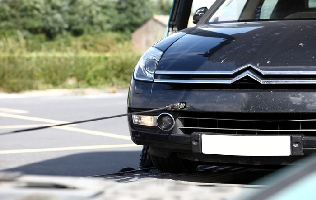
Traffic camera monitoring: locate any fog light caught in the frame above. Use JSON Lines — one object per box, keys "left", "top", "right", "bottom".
{"left": 157, "top": 113, "right": 175, "bottom": 131}
{"left": 132, "top": 115, "right": 156, "bottom": 127}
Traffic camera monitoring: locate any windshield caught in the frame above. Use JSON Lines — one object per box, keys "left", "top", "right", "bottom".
{"left": 208, "top": 0, "right": 316, "bottom": 23}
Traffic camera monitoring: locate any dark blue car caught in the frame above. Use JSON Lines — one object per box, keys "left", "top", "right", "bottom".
{"left": 128, "top": 0, "right": 316, "bottom": 172}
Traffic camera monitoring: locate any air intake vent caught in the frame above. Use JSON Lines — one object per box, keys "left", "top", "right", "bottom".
{"left": 177, "top": 113, "right": 316, "bottom": 136}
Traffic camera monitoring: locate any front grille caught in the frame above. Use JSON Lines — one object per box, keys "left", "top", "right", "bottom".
{"left": 154, "top": 64, "right": 316, "bottom": 85}
{"left": 177, "top": 113, "right": 316, "bottom": 136}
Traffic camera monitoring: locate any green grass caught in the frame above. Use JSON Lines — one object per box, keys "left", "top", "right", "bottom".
{"left": 0, "top": 32, "right": 141, "bottom": 92}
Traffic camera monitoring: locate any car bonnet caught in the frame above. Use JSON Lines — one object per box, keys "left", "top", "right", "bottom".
{"left": 155, "top": 20, "right": 316, "bottom": 73}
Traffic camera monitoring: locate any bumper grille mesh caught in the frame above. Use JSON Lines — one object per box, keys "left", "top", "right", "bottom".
{"left": 178, "top": 113, "right": 316, "bottom": 135}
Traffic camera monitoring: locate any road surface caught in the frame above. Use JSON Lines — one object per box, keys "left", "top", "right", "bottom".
{"left": 0, "top": 89, "right": 142, "bottom": 176}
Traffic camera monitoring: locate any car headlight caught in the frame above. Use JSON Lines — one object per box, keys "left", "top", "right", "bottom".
{"left": 133, "top": 47, "right": 163, "bottom": 82}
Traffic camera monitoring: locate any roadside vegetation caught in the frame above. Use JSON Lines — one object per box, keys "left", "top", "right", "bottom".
{"left": 0, "top": 32, "right": 140, "bottom": 92}
{"left": 0, "top": 0, "right": 172, "bottom": 92}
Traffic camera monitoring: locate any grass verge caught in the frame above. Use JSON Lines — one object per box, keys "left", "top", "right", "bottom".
{"left": 0, "top": 32, "right": 141, "bottom": 92}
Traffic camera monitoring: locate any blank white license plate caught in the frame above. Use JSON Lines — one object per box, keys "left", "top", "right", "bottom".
{"left": 201, "top": 135, "right": 291, "bottom": 156}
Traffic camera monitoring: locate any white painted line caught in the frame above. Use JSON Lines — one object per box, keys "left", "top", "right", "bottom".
{"left": 0, "top": 124, "right": 53, "bottom": 129}
{"left": 0, "top": 108, "right": 28, "bottom": 114}
{"left": 0, "top": 112, "right": 131, "bottom": 140}
{"left": 54, "top": 126, "right": 131, "bottom": 140}
{"left": 0, "top": 144, "right": 137, "bottom": 154}
{"left": 0, "top": 112, "right": 68, "bottom": 124}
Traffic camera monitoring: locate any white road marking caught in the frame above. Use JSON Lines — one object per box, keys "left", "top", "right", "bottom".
{"left": 0, "top": 112, "right": 131, "bottom": 140}
{"left": 0, "top": 144, "right": 137, "bottom": 154}
{"left": 0, "top": 124, "right": 53, "bottom": 129}
{"left": 0, "top": 112, "right": 68, "bottom": 124}
{"left": 0, "top": 108, "right": 28, "bottom": 114}
{"left": 53, "top": 126, "right": 131, "bottom": 140}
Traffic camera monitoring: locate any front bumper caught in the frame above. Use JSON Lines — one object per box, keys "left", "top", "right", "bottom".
{"left": 130, "top": 128, "right": 316, "bottom": 165}
{"left": 128, "top": 80, "right": 316, "bottom": 165}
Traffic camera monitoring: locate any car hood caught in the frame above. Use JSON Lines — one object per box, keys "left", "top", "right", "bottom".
{"left": 156, "top": 20, "right": 316, "bottom": 72}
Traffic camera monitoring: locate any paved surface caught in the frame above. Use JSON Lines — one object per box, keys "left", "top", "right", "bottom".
{"left": 1, "top": 89, "right": 298, "bottom": 200}
{"left": 0, "top": 172, "right": 264, "bottom": 200}
{"left": 0, "top": 89, "right": 142, "bottom": 176}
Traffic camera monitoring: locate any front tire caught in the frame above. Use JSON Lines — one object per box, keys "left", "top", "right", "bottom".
{"left": 140, "top": 145, "right": 154, "bottom": 169}
{"left": 150, "top": 153, "right": 198, "bottom": 173}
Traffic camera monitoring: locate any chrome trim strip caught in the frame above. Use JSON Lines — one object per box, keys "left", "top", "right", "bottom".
{"left": 155, "top": 64, "right": 316, "bottom": 76}
{"left": 154, "top": 79, "right": 316, "bottom": 84}
{"left": 154, "top": 71, "right": 316, "bottom": 84}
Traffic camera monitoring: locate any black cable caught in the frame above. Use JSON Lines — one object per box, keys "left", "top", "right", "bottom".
{"left": 0, "top": 102, "right": 186, "bottom": 136}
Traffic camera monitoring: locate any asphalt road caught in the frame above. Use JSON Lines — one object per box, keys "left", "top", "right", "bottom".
{"left": 0, "top": 89, "right": 142, "bottom": 177}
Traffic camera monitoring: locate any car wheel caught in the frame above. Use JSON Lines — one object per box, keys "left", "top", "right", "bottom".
{"left": 140, "top": 145, "right": 154, "bottom": 169}
{"left": 150, "top": 153, "right": 198, "bottom": 173}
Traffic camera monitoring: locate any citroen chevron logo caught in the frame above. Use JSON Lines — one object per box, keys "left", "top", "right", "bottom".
{"left": 231, "top": 70, "right": 262, "bottom": 84}
{"left": 231, "top": 64, "right": 265, "bottom": 76}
